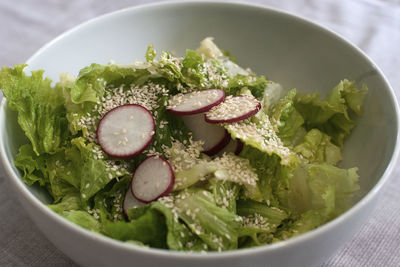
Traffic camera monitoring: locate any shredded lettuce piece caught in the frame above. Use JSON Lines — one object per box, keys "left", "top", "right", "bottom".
{"left": 151, "top": 202, "right": 207, "bottom": 251}
{"left": 225, "top": 116, "right": 297, "bottom": 166}
{"left": 269, "top": 89, "right": 305, "bottom": 145}
{"left": 172, "top": 189, "right": 241, "bottom": 251}
{"left": 294, "top": 129, "right": 342, "bottom": 165}
{"left": 295, "top": 79, "right": 367, "bottom": 147}
{"left": 0, "top": 64, "right": 69, "bottom": 155}
{"left": 285, "top": 163, "right": 359, "bottom": 216}
{"left": 102, "top": 209, "right": 167, "bottom": 248}
{"left": 48, "top": 190, "right": 82, "bottom": 214}
{"left": 61, "top": 210, "right": 102, "bottom": 233}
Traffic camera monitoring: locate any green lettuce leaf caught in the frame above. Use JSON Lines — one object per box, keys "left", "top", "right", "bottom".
{"left": 273, "top": 209, "right": 328, "bottom": 241}
{"left": 60, "top": 210, "right": 102, "bottom": 233}
{"left": 225, "top": 116, "right": 297, "bottom": 166}
{"left": 237, "top": 199, "right": 288, "bottom": 227}
{"left": 173, "top": 161, "right": 218, "bottom": 191}
{"left": 210, "top": 180, "right": 240, "bottom": 213}
{"left": 48, "top": 190, "right": 82, "bottom": 214}
{"left": 273, "top": 162, "right": 358, "bottom": 241}
{"left": 102, "top": 208, "right": 167, "bottom": 248}
{"left": 239, "top": 145, "right": 277, "bottom": 204}
{"left": 341, "top": 80, "right": 368, "bottom": 115}
{"left": 269, "top": 89, "right": 304, "bottom": 144}
{"left": 294, "top": 128, "right": 342, "bottom": 165}
{"left": 15, "top": 143, "right": 77, "bottom": 202}
{"left": 295, "top": 79, "right": 367, "bottom": 147}
{"left": 286, "top": 163, "right": 359, "bottom": 216}
{"left": 151, "top": 202, "right": 207, "bottom": 251}
{"left": 14, "top": 144, "right": 49, "bottom": 186}
{"left": 0, "top": 64, "right": 69, "bottom": 155}
{"left": 71, "top": 137, "right": 127, "bottom": 200}
{"left": 236, "top": 199, "right": 288, "bottom": 246}
{"left": 172, "top": 189, "right": 242, "bottom": 251}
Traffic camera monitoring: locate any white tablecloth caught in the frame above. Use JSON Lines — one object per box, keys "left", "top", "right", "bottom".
{"left": 0, "top": 0, "right": 399, "bottom": 266}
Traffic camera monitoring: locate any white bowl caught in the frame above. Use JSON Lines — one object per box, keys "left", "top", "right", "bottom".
{"left": 0, "top": 2, "right": 399, "bottom": 267}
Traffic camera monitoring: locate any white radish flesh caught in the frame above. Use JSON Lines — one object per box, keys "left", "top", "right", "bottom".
{"left": 97, "top": 104, "right": 155, "bottom": 158}
{"left": 167, "top": 89, "right": 225, "bottom": 115}
{"left": 122, "top": 187, "right": 145, "bottom": 218}
{"left": 131, "top": 156, "right": 174, "bottom": 203}
{"left": 205, "top": 95, "right": 261, "bottom": 123}
{"left": 182, "top": 113, "right": 230, "bottom": 156}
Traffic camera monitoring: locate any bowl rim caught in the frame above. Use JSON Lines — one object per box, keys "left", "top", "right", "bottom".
{"left": 1, "top": 0, "right": 399, "bottom": 259}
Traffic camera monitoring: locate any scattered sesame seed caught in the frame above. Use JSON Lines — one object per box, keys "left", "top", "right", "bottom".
{"left": 214, "top": 154, "right": 258, "bottom": 186}
{"left": 242, "top": 213, "right": 270, "bottom": 230}
{"left": 225, "top": 116, "right": 293, "bottom": 165}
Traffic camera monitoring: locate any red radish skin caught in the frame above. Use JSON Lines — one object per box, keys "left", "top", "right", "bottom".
{"left": 167, "top": 89, "right": 225, "bottom": 115}
{"left": 181, "top": 113, "right": 229, "bottom": 156}
{"left": 122, "top": 186, "right": 145, "bottom": 218}
{"left": 97, "top": 104, "right": 155, "bottom": 158}
{"left": 235, "top": 139, "right": 244, "bottom": 155}
{"left": 205, "top": 95, "right": 261, "bottom": 123}
{"left": 131, "top": 156, "right": 174, "bottom": 203}
{"left": 203, "top": 130, "right": 231, "bottom": 156}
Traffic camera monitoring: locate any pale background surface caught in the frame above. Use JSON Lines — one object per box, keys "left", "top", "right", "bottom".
{"left": 0, "top": 0, "right": 399, "bottom": 266}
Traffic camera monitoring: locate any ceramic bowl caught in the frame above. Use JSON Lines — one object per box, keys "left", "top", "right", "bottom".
{"left": 0, "top": 2, "right": 398, "bottom": 267}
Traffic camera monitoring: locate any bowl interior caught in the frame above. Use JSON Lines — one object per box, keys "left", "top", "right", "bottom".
{"left": 2, "top": 2, "right": 397, "bottom": 222}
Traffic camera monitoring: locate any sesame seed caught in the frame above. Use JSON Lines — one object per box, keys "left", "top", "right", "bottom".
{"left": 214, "top": 154, "right": 258, "bottom": 186}
{"left": 225, "top": 116, "right": 293, "bottom": 165}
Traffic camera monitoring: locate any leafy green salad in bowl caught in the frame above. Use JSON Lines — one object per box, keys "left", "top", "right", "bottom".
{"left": 0, "top": 37, "right": 367, "bottom": 252}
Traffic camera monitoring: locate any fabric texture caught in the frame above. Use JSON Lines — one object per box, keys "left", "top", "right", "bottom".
{"left": 0, "top": 0, "right": 399, "bottom": 266}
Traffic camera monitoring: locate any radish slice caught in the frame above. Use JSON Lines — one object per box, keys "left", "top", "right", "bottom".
{"left": 167, "top": 89, "right": 225, "bottom": 115}
{"left": 122, "top": 187, "right": 145, "bottom": 218}
{"left": 205, "top": 95, "right": 261, "bottom": 123}
{"left": 182, "top": 113, "right": 230, "bottom": 156}
{"left": 131, "top": 156, "right": 174, "bottom": 203}
{"left": 97, "top": 104, "right": 155, "bottom": 158}
{"left": 216, "top": 137, "right": 244, "bottom": 157}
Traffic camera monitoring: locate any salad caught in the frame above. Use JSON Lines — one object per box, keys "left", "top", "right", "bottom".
{"left": 0, "top": 38, "right": 367, "bottom": 251}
